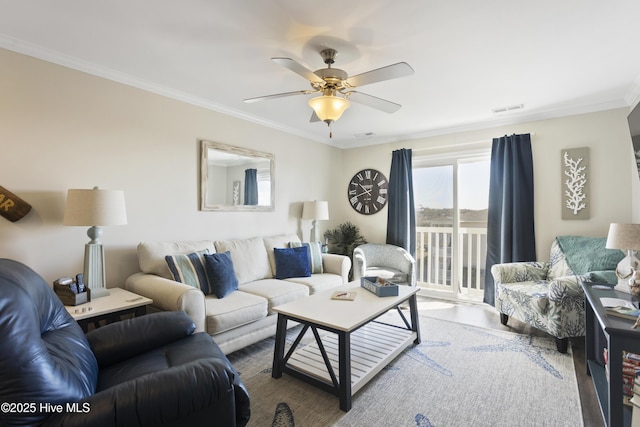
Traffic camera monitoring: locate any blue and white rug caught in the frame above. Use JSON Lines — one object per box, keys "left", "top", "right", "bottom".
{"left": 227, "top": 314, "right": 583, "bottom": 427}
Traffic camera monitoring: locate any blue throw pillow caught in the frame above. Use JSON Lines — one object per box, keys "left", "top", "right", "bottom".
{"left": 203, "top": 251, "right": 239, "bottom": 299}
{"left": 289, "top": 241, "right": 323, "bottom": 274}
{"left": 274, "top": 246, "right": 311, "bottom": 279}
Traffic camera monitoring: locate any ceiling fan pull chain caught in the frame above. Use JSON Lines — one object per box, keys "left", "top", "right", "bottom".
{"left": 328, "top": 121, "right": 333, "bottom": 139}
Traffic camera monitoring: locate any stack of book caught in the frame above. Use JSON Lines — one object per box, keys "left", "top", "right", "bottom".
{"left": 624, "top": 352, "right": 640, "bottom": 404}
{"left": 600, "top": 297, "right": 640, "bottom": 321}
{"left": 608, "top": 306, "right": 640, "bottom": 321}
{"left": 631, "top": 376, "right": 640, "bottom": 427}
{"left": 603, "top": 348, "right": 640, "bottom": 406}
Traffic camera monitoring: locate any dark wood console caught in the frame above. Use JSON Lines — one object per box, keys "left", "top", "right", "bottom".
{"left": 582, "top": 282, "right": 640, "bottom": 426}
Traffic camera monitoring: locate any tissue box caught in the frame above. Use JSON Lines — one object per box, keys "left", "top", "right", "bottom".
{"left": 361, "top": 276, "right": 399, "bottom": 297}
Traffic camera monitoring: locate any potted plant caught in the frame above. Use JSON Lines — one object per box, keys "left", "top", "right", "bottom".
{"left": 324, "top": 222, "right": 367, "bottom": 278}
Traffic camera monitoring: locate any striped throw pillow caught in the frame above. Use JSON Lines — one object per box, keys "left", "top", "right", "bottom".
{"left": 289, "top": 241, "right": 323, "bottom": 274}
{"left": 165, "top": 249, "right": 211, "bottom": 294}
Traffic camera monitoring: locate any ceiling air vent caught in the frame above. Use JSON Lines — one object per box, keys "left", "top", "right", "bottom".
{"left": 355, "top": 132, "right": 376, "bottom": 138}
{"left": 492, "top": 104, "right": 524, "bottom": 115}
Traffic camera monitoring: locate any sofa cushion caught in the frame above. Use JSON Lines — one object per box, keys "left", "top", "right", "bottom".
{"left": 263, "top": 234, "right": 302, "bottom": 275}
{"left": 165, "top": 250, "right": 211, "bottom": 294}
{"left": 96, "top": 332, "right": 227, "bottom": 391}
{"left": 215, "top": 237, "right": 272, "bottom": 284}
{"left": 205, "top": 291, "right": 268, "bottom": 335}
{"left": 274, "top": 247, "right": 311, "bottom": 279}
{"left": 284, "top": 273, "right": 343, "bottom": 294}
{"left": 289, "top": 241, "right": 323, "bottom": 274}
{"left": 204, "top": 252, "right": 239, "bottom": 299}
{"left": 138, "top": 240, "right": 215, "bottom": 279}
{"left": 239, "top": 279, "right": 309, "bottom": 314}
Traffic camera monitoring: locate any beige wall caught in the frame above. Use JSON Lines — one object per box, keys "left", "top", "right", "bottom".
{"left": 341, "top": 108, "right": 634, "bottom": 261}
{"left": 0, "top": 48, "right": 343, "bottom": 285}
{"left": 1, "top": 47, "right": 636, "bottom": 286}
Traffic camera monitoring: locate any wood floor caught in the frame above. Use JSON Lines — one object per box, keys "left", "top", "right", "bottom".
{"left": 417, "top": 296, "right": 604, "bottom": 427}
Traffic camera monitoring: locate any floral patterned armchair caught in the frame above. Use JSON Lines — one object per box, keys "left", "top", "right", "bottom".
{"left": 491, "top": 236, "right": 622, "bottom": 353}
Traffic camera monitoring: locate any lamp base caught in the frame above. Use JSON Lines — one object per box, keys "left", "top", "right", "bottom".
{"left": 614, "top": 251, "right": 640, "bottom": 294}
{"left": 89, "top": 287, "right": 110, "bottom": 299}
{"left": 84, "top": 241, "right": 108, "bottom": 299}
{"left": 614, "top": 283, "right": 632, "bottom": 294}
{"left": 309, "top": 220, "right": 319, "bottom": 243}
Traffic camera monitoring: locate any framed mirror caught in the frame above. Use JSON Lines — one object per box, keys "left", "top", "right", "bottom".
{"left": 200, "top": 140, "right": 275, "bottom": 211}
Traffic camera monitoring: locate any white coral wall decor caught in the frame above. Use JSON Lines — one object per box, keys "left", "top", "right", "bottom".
{"left": 561, "top": 147, "right": 589, "bottom": 220}
{"left": 232, "top": 181, "right": 240, "bottom": 205}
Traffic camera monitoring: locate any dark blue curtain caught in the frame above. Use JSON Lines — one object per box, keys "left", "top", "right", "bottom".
{"left": 483, "top": 134, "right": 536, "bottom": 305}
{"left": 244, "top": 168, "right": 258, "bottom": 205}
{"left": 386, "top": 148, "right": 416, "bottom": 258}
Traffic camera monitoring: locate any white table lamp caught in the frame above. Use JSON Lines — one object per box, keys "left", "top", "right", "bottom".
{"left": 605, "top": 223, "right": 640, "bottom": 293}
{"left": 63, "top": 187, "right": 127, "bottom": 298}
{"left": 302, "top": 201, "right": 329, "bottom": 243}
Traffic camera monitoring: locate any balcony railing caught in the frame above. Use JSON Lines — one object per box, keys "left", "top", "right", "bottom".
{"left": 416, "top": 225, "right": 487, "bottom": 296}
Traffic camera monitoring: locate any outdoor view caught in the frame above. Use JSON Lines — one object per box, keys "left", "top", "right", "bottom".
{"left": 413, "top": 160, "right": 490, "bottom": 298}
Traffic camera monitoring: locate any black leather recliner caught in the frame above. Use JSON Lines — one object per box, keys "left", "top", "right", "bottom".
{"left": 0, "top": 258, "right": 250, "bottom": 427}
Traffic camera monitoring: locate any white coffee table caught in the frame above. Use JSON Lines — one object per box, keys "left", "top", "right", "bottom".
{"left": 272, "top": 283, "right": 420, "bottom": 412}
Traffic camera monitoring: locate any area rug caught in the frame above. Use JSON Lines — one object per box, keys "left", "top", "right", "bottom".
{"left": 227, "top": 315, "right": 583, "bottom": 427}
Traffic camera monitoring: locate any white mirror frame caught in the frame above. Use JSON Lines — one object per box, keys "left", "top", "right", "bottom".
{"left": 199, "top": 140, "right": 275, "bottom": 211}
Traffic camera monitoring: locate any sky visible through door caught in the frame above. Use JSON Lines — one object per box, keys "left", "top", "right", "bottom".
{"left": 413, "top": 160, "right": 490, "bottom": 226}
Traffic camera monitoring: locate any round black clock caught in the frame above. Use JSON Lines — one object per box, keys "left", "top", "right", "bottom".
{"left": 347, "top": 168, "right": 388, "bottom": 215}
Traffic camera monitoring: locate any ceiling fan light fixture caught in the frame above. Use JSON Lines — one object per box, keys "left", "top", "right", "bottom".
{"left": 308, "top": 95, "right": 350, "bottom": 123}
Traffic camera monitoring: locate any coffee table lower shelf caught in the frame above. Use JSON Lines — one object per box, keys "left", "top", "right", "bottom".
{"left": 285, "top": 321, "right": 416, "bottom": 399}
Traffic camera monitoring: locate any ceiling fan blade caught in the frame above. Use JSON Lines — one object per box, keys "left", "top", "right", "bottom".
{"left": 347, "top": 91, "right": 402, "bottom": 114}
{"left": 272, "top": 57, "right": 324, "bottom": 84}
{"left": 346, "top": 62, "right": 414, "bottom": 88}
{"left": 244, "top": 90, "right": 312, "bottom": 103}
{"left": 309, "top": 111, "right": 321, "bottom": 122}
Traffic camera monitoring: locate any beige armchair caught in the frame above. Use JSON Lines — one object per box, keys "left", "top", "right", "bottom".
{"left": 353, "top": 243, "right": 416, "bottom": 286}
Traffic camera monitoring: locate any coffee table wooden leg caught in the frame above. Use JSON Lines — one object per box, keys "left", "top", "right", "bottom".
{"left": 409, "top": 294, "right": 421, "bottom": 344}
{"left": 338, "top": 331, "right": 352, "bottom": 411}
{"left": 272, "top": 314, "right": 287, "bottom": 379}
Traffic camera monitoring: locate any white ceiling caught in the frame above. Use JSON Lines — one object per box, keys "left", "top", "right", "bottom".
{"left": 2, "top": 0, "right": 640, "bottom": 148}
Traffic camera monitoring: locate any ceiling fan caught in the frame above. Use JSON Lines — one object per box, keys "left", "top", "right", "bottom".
{"left": 244, "top": 48, "right": 414, "bottom": 137}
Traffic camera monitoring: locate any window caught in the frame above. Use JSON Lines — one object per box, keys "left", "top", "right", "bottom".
{"left": 257, "top": 168, "right": 271, "bottom": 206}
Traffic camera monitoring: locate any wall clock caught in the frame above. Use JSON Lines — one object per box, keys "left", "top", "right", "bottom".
{"left": 347, "top": 168, "right": 388, "bottom": 215}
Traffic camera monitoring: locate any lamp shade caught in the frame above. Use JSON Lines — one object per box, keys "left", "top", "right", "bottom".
{"left": 308, "top": 96, "right": 350, "bottom": 123}
{"left": 605, "top": 223, "right": 640, "bottom": 251}
{"left": 63, "top": 187, "right": 127, "bottom": 226}
{"left": 302, "top": 201, "right": 329, "bottom": 221}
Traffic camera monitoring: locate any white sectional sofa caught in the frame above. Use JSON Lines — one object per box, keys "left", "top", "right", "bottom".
{"left": 125, "top": 233, "right": 351, "bottom": 354}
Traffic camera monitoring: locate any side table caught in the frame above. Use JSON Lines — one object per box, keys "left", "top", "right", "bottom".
{"left": 582, "top": 281, "right": 640, "bottom": 427}
{"left": 65, "top": 287, "right": 153, "bottom": 332}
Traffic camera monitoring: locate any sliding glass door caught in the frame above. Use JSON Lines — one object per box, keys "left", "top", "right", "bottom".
{"left": 413, "top": 155, "right": 490, "bottom": 301}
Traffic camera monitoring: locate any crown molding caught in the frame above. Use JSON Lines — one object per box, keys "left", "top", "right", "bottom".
{"left": 0, "top": 35, "right": 340, "bottom": 147}
{"left": 341, "top": 99, "right": 630, "bottom": 149}
{"left": 625, "top": 73, "right": 640, "bottom": 111}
